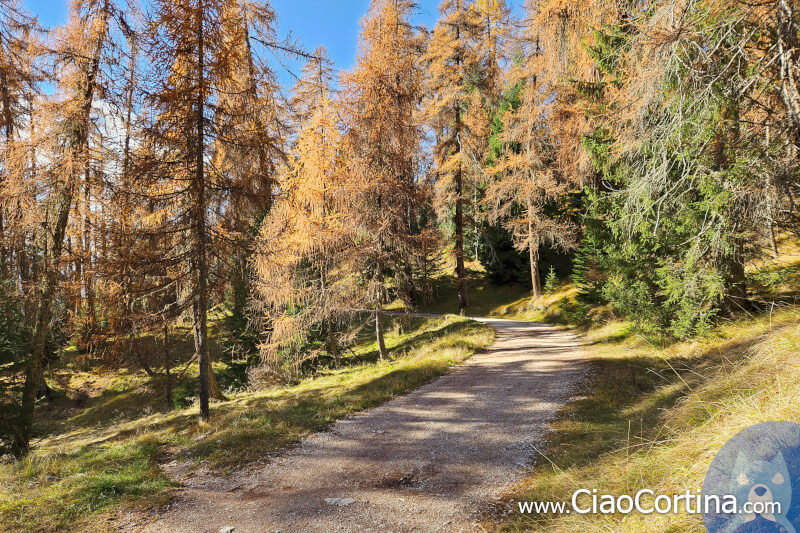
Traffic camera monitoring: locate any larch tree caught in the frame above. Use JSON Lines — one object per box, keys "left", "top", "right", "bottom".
{"left": 0, "top": 0, "right": 25, "bottom": 271}
{"left": 251, "top": 48, "right": 357, "bottom": 380}
{"left": 464, "top": 0, "right": 510, "bottom": 263}
{"left": 9, "top": 0, "right": 128, "bottom": 456}
{"left": 423, "top": 0, "right": 485, "bottom": 314}
{"left": 484, "top": 72, "right": 575, "bottom": 297}
{"left": 525, "top": 0, "right": 619, "bottom": 184}
{"left": 102, "top": 25, "right": 142, "bottom": 349}
{"left": 480, "top": 0, "right": 580, "bottom": 298}
{"left": 0, "top": 0, "right": 39, "bottom": 296}
{"left": 214, "top": 0, "right": 287, "bottom": 345}
{"left": 142, "top": 0, "right": 287, "bottom": 421}
{"left": 0, "top": 0, "right": 40, "bottom": 423}
{"left": 341, "top": 0, "right": 428, "bottom": 358}
{"left": 101, "top": 25, "right": 186, "bottom": 400}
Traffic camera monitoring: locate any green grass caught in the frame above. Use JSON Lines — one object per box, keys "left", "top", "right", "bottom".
{"left": 407, "top": 271, "right": 596, "bottom": 328}
{"left": 0, "top": 315, "right": 493, "bottom": 533}
{"left": 397, "top": 267, "right": 534, "bottom": 317}
{"left": 491, "top": 251, "right": 800, "bottom": 532}
{"left": 496, "top": 308, "right": 800, "bottom": 532}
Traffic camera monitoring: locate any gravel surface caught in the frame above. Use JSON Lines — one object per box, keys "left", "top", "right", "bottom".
{"left": 136, "top": 318, "right": 587, "bottom": 533}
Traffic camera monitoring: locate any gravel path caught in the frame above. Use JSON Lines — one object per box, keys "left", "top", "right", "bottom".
{"left": 138, "top": 318, "right": 586, "bottom": 533}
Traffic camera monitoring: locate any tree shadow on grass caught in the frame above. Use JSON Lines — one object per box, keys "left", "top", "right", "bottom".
{"left": 348, "top": 318, "right": 484, "bottom": 366}
{"left": 37, "top": 318, "right": 489, "bottom": 474}
{"left": 529, "top": 329, "right": 772, "bottom": 474}
{"left": 185, "top": 345, "right": 482, "bottom": 471}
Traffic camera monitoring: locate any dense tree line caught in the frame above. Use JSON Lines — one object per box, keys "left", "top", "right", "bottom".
{"left": 1, "top": 0, "right": 798, "bottom": 456}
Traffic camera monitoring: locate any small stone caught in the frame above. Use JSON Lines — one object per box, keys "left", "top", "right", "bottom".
{"left": 324, "top": 497, "right": 356, "bottom": 507}
{"left": 219, "top": 527, "right": 235, "bottom": 533}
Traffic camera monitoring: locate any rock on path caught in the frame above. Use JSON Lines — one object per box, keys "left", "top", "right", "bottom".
{"left": 139, "top": 318, "right": 586, "bottom": 533}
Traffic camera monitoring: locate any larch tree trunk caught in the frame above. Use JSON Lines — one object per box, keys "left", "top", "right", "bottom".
{"left": 529, "top": 242, "right": 541, "bottom": 299}
{"left": 327, "top": 327, "right": 340, "bottom": 367}
{"left": 454, "top": 159, "right": 467, "bottom": 315}
{"left": 13, "top": 180, "right": 74, "bottom": 455}
{"left": 375, "top": 253, "right": 387, "bottom": 360}
{"left": 81, "top": 153, "right": 95, "bottom": 343}
{"left": 453, "top": 25, "right": 467, "bottom": 315}
{"left": 163, "top": 320, "right": 172, "bottom": 408}
{"left": 193, "top": 0, "right": 211, "bottom": 423}
{"left": 321, "top": 266, "right": 340, "bottom": 366}
{"left": 528, "top": 201, "right": 541, "bottom": 298}
{"left": 375, "top": 308, "right": 387, "bottom": 361}
{"left": 453, "top": 168, "right": 467, "bottom": 315}
{"left": 12, "top": 1, "right": 109, "bottom": 456}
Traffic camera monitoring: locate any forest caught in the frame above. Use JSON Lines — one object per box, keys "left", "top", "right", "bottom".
{"left": 1, "top": 0, "right": 799, "bottom": 531}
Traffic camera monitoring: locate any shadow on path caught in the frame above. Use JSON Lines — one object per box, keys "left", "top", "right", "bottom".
{"left": 142, "top": 317, "right": 587, "bottom": 533}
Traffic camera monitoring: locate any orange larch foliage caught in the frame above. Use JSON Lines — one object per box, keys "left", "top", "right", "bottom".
{"left": 251, "top": 48, "right": 358, "bottom": 380}
{"left": 424, "top": 0, "right": 489, "bottom": 314}
{"left": 340, "top": 0, "right": 430, "bottom": 358}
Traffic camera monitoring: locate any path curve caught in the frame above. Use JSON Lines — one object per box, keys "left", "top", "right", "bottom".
{"left": 139, "top": 318, "right": 586, "bottom": 533}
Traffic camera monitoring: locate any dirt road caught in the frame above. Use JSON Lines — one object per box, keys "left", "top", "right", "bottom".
{"left": 139, "top": 318, "right": 586, "bottom": 532}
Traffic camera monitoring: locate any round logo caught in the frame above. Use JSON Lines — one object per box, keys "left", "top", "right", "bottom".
{"left": 703, "top": 422, "right": 800, "bottom": 533}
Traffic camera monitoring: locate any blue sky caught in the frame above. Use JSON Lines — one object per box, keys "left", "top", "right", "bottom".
{"left": 22, "top": 0, "right": 522, "bottom": 89}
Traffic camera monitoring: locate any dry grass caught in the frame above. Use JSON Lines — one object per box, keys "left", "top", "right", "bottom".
{"left": 0, "top": 315, "right": 493, "bottom": 532}
{"left": 497, "top": 305, "right": 800, "bottom": 532}
{"left": 483, "top": 242, "right": 800, "bottom": 531}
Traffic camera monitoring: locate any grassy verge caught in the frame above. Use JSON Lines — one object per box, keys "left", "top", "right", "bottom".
{"left": 413, "top": 277, "right": 535, "bottom": 317}
{"left": 497, "top": 307, "right": 800, "bottom": 532}
{"left": 493, "top": 249, "right": 800, "bottom": 532}
{"left": 403, "top": 265, "right": 593, "bottom": 325}
{"left": 0, "top": 315, "right": 493, "bottom": 532}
